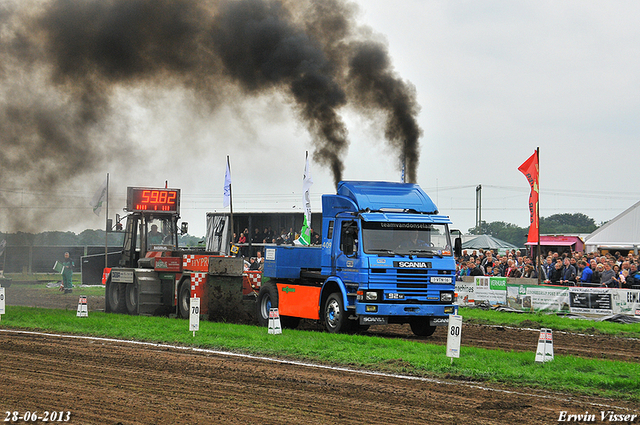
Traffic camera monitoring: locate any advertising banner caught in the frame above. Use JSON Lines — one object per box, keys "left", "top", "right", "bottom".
{"left": 456, "top": 277, "right": 507, "bottom": 306}
{"left": 569, "top": 287, "right": 613, "bottom": 315}
{"left": 474, "top": 277, "right": 503, "bottom": 305}
{"left": 456, "top": 280, "right": 639, "bottom": 317}
{"left": 612, "top": 290, "right": 640, "bottom": 316}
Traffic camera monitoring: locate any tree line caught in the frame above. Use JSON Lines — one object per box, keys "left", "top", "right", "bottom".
{"left": 0, "top": 229, "right": 203, "bottom": 247}
{"left": 468, "top": 213, "right": 599, "bottom": 247}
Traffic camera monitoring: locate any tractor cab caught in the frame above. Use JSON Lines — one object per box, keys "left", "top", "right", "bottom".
{"left": 118, "top": 187, "right": 185, "bottom": 268}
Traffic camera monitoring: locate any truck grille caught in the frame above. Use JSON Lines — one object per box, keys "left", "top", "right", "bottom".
{"left": 368, "top": 268, "right": 448, "bottom": 302}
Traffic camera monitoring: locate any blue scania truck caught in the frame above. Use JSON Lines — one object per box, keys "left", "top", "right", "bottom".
{"left": 257, "top": 180, "right": 462, "bottom": 336}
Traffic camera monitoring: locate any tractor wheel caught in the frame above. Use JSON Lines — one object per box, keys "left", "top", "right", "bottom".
{"left": 256, "top": 283, "right": 278, "bottom": 327}
{"left": 323, "top": 292, "right": 352, "bottom": 334}
{"left": 105, "top": 277, "right": 126, "bottom": 314}
{"left": 178, "top": 279, "right": 191, "bottom": 319}
{"left": 409, "top": 318, "right": 437, "bottom": 337}
{"left": 125, "top": 279, "right": 139, "bottom": 315}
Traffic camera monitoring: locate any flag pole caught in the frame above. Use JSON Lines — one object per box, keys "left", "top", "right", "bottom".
{"left": 105, "top": 173, "right": 109, "bottom": 269}
{"left": 536, "top": 147, "right": 541, "bottom": 285}
{"left": 227, "top": 156, "right": 234, "bottom": 253}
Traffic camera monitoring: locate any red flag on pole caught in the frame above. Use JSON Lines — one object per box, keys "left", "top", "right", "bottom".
{"left": 518, "top": 151, "right": 539, "bottom": 244}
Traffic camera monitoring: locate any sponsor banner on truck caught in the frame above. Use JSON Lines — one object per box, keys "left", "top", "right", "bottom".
{"left": 154, "top": 257, "right": 181, "bottom": 272}
{"left": 183, "top": 255, "right": 209, "bottom": 272}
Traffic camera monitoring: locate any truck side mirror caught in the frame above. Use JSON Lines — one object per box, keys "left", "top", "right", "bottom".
{"left": 454, "top": 237, "right": 462, "bottom": 258}
{"left": 106, "top": 218, "right": 113, "bottom": 233}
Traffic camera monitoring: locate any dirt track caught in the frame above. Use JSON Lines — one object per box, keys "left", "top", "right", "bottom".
{"left": 2, "top": 331, "right": 639, "bottom": 425}
{"left": 2, "top": 283, "right": 640, "bottom": 424}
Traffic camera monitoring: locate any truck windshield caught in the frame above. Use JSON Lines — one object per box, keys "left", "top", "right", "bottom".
{"left": 362, "top": 222, "right": 452, "bottom": 256}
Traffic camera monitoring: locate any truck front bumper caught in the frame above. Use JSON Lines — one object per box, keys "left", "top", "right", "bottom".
{"left": 355, "top": 303, "right": 456, "bottom": 324}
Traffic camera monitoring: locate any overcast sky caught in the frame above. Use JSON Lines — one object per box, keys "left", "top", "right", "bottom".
{"left": 5, "top": 0, "right": 640, "bottom": 238}
{"left": 176, "top": 0, "right": 640, "bottom": 237}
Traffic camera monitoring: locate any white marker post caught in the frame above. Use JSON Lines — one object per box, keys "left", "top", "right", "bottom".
{"left": 189, "top": 297, "right": 200, "bottom": 337}
{"left": 268, "top": 308, "right": 282, "bottom": 335}
{"left": 76, "top": 295, "right": 88, "bottom": 317}
{"left": 535, "top": 328, "right": 554, "bottom": 363}
{"left": 0, "top": 287, "right": 5, "bottom": 322}
{"left": 446, "top": 314, "right": 463, "bottom": 364}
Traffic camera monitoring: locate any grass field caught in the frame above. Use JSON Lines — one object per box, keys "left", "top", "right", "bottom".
{"left": 3, "top": 273, "right": 105, "bottom": 296}
{"left": 1, "top": 306, "right": 639, "bottom": 403}
{"left": 462, "top": 308, "right": 640, "bottom": 339}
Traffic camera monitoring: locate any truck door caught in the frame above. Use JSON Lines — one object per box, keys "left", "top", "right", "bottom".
{"left": 334, "top": 220, "right": 362, "bottom": 285}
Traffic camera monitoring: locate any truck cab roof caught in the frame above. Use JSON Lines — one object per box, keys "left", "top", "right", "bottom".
{"left": 322, "top": 180, "right": 439, "bottom": 217}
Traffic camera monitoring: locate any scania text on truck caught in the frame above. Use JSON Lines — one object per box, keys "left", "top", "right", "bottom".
{"left": 257, "top": 180, "right": 462, "bottom": 336}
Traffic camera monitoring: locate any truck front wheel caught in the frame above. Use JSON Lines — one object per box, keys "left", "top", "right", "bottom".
{"left": 410, "top": 318, "right": 437, "bottom": 337}
{"left": 323, "top": 293, "right": 351, "bottom": 333}
{"left": 256, "top": 283, "right": 278, "bottom": 327}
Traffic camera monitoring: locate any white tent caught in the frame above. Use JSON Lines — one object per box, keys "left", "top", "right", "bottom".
{"left": 584, "top": 200, "right": 640, "bottom": 252}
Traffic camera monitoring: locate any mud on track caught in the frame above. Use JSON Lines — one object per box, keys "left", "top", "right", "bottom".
{"left": 1, "top": 331, "right": 639, "bottom": 425}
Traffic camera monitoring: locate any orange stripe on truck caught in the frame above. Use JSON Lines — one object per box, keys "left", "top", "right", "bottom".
{"left": 276, "top": 283, "right": 321, "bottom": 320}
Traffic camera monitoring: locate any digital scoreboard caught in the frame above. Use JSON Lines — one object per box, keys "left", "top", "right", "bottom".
{"left": 126, "top": 187, "right": 180, "bottom": 214}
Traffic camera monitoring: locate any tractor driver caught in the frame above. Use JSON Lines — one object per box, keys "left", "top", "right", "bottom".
{"left": 148, "top": 224, "right": 163, "bottom": 245}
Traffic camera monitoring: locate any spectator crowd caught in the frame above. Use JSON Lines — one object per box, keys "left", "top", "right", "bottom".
{"left": 231, "top": 226, "right": 321, "bottom": 271}
{"left": 456, "top": 249, "right": 640, "bottom": 289}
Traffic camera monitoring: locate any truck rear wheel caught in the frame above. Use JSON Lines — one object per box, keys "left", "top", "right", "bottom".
{"left": 409, "top": 318, "right": 437, "bottom": 337}
{"left": 106, "top": 277, "right": 126, "bottom": 314}
{"left": 323, "top": 293, "right": 352, "bottom": 333}
{"left": 256, "top": 283, "right": 278, "bottom": 327}
{"left": 178, "top": 279, "right": 191, "bottom": 319}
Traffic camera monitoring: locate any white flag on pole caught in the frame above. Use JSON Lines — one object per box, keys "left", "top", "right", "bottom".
{"left": 223, "top": 160, "right": 232, "bottom": 208}
{"left": 296, "top": 154, "right": 313, "bottom": 246}
{"left": 89, "top": 177, "right": 108, "bottom": 216}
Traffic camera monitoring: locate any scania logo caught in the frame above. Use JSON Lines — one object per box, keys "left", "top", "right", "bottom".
{"left": 396, "top": 261, "right": 429, "bottom": 268}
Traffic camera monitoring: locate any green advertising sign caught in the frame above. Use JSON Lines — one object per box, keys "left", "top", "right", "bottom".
{"left": 489, "top": 277, "right": 507, "bottom": 291}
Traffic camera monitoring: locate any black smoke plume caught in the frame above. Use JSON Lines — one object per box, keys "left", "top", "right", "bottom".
{"left": 0, "top": 0, "right": 422, "bottom": 232}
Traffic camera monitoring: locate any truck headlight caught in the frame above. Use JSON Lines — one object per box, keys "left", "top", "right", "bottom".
{"left": 365, "top": 291, "right": 378, "bottom": 301}
{"left": 357, "top": 290, "right": 379, "bottom": 301}
{"left": 440, "top": 292, "right": 453, "bottom": 302}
